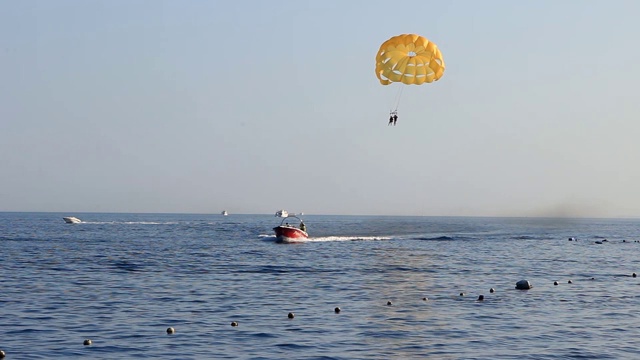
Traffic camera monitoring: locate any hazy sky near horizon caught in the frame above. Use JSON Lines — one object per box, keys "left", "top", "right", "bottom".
{"left": 2, "top": 1, "right": 640, "bottom": 217}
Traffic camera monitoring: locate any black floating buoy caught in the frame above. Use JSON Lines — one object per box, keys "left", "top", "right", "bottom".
{"left": 515, "top": 280, "right": 532, "bottom": 290}
{"left": 0, "top": 349, "right": 5, "bottom": 358}
{"left": 83, "top": 339, "right": 92, "bottom": 346}
{"left": 422, "top": 297, "right": 428, "bottom": 301}
{"left": 568, "top": 280, "right": 573, "bottom": 284}
{"left": 166, "top": 327, "right": 175, "bottom": 334}
{"left": 288, "top": 312, "right": 295, "bottom": 319}
{"left": 591, "top": 277, "right": 595, "bottom": 280}
{"left": 459, "top": 292, "right": 464, "bottom": 296}
{"left": 231, "top": 321, "right": 239, "bottom": 327}
{"left": 489, "top": 288, "right": 495, "bottom": 293}
{"left": 633, "top": 273, "right": 637, "bottom": 278}
{"left": 386, "top": 301, "right": 392, "bottom": 306}
{"left": 554, "top": 281, "right": 559, "bottom": 286}
{"left": 334, "top": 307, "right": 341, "bottom": 313}
{"left": 477, "top": 295, "right": 484, "bottom": 301}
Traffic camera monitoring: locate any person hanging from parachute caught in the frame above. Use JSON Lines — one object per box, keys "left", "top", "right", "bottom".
{"left": 388, "top": 111, "right": 398, "bottom": 126}
{"left": 375, "top": 33, "right": 445, "bottom": 125}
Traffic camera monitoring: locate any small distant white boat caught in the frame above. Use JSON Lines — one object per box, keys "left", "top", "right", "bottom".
{"left": 275, "top": 210, "right": 289, "bottom": 218}
{"left": 221, "top": 210, "right": 228, "bottom": 216}
{"left": 63, "top": 217, "right": 82, "bottom": 224}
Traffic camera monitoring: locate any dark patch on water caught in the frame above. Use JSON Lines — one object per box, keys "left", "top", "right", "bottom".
{"left": 251, "top": 332, "right": 278, "bottom": 338}
{"left": 275, "top": 343, "right": 315, "bottom": 349}
{"left": 513, "top": 235, "right": 536, "bottom": 240}
{"left": 413, "top": 235, "right": 455, "bottom": 241}
{"left": 111, "top": 260, "right": 144, "bottom": 272}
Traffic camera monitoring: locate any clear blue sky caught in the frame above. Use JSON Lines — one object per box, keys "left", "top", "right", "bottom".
{"left": 2, "top": 0, "right": 640, "bottom": 217}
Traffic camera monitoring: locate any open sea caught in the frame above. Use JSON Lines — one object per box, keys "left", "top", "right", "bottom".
{"left": 2, "top": 212, "right": 640, "bottom": 359}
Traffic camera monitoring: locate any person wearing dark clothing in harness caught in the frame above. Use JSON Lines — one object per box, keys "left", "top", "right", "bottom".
{"left": 388, "top": 111, "right": 398, "bottom": 126}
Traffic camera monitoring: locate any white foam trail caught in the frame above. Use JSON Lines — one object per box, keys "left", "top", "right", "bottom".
{"left": 306, "top": 236, "right": 393, "bottom": 242}
{"left": 259, "top": 234, "right": 392, "bottom": 243}
{"left": 79, "top": 221, "right": 178, "bottom": 225}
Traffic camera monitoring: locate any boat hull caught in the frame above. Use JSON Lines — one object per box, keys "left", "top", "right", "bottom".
{"left": 63, "top": 217, "right": 81, "bottom": 224}
{"left": 273, "top": 226, "right": 308, "bottom": 243}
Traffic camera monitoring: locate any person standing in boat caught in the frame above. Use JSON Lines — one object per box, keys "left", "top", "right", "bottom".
{"left": 300, "top": 221, "right": 306, "bottom": 232}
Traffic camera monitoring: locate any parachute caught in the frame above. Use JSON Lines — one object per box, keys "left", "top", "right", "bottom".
{"left": 375, "top": 34, "right": 445, "bottom": 123}
{"left": 375, "top": 33, "right": 445, "bottom": 85}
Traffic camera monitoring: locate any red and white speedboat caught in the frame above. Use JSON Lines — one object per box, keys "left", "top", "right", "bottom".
{"left": 273, "top": 215, "right": 308, "bottom": 243}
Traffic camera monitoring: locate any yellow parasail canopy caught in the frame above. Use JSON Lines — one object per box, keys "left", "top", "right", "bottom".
{"left": 375, "top": 34, "right": 445, "bottom": 86}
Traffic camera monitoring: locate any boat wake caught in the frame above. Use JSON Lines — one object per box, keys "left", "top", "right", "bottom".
{"left": 259, "top": 234, "right": 392, "bottom": 242}
{"left": 309, "top": 235, "right": 393, "bottom": 242}
{"left": 79, "top": 221, "right": 179, "bottom": 225}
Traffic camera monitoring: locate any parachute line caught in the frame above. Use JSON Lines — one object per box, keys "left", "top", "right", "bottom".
{"left": 393, "top": 85, "right": 404, "bottom": 112}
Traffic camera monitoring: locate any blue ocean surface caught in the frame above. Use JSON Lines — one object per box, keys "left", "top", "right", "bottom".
{"left": 1, "top": 212, "right": 640, "bottom": 359}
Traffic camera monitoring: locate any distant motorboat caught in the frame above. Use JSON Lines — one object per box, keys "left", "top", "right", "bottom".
{"left": 275, "top": 210, "right": 289, "bottom": 218}
{"left": 221, "top": 210, "right": 228, "bottom": 216}
{"left": 63, "top": 217, "right": 82, "bottom": 224}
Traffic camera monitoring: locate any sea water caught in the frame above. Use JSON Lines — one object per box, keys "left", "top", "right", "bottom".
{"left": 1, "top": 212, "right": 640, "bottom": 359}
